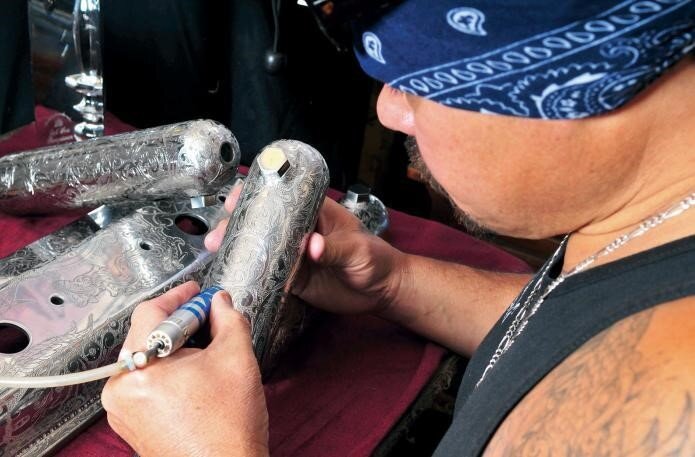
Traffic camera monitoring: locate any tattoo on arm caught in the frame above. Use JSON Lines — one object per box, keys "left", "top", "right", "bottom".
{"left": 488, "top": 309, "right": 694, "bottom": 456}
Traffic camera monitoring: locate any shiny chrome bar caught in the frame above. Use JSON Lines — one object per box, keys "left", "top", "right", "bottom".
{"left": 204, "top": 140, "right": 329, "bottom": 373}
{"left": 0, "top": 120, "right": 239, "bottom": 215}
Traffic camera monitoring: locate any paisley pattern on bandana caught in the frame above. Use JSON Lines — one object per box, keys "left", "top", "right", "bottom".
{"left": 447, "top": 7, "right": 488, "bottom": 36}
{"left": 354, "top": 0, "right": 695, "bottom": 119}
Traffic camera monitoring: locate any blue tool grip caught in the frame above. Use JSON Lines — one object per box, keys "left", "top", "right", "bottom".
{"left": 146, "top": 285, "right": 225, "bottom": 356}
{"left": 179, "top": 285, "right": 223, "bottom": 325}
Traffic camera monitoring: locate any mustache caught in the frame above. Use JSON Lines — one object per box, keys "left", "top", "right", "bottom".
{"left": 404, "top": 136, "right": 491, "bottom": 238}
{"left": 404, "top": 136, "right": 450, "bottom": 201}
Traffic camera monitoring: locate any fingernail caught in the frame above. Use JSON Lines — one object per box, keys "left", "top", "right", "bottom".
{"left": 118, "top": 349, "right": 132, "bottom": 361}
{"left": 213, "top": 290, "right": 233, "bottom": 307}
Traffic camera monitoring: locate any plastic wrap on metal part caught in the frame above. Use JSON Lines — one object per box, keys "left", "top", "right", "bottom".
{"left": 0, "top": 119, "right": 240, "bottom": 215}
{"left": 204, "top": 140, "right": 329, "bottom": 374}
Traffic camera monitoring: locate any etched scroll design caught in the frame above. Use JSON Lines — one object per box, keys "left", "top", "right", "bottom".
{"left": 204, "top": 140, "right": 329, "bottom": 372}
{"left": 0, "top": 120, "right": 239, "bottom": 214}
{"left": 0, "top": 199, "right": 226, "bottom": 456}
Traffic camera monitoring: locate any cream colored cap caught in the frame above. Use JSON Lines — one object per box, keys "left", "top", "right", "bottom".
{"left": 258, "top": 146, "right": 291, "bottom": 178}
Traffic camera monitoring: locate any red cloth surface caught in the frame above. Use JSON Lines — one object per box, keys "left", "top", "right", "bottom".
{"left": 0, "top": 110, "right": 530, "bottom": 456}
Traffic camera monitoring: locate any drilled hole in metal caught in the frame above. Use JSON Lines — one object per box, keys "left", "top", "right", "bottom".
{"left": 139, "top": 241, "right": 152, "bottom": 251}
{"left": 175, "top": 214, "right": 210, "bottom": 236}
{"left": 220, "top": 142, "right": 233, "bottom": 163}
{"left": 50, "top": 295, "right": 64, "bottom": 305}
{"left": 0, "top": 323, "right": 30, "bottom": 354}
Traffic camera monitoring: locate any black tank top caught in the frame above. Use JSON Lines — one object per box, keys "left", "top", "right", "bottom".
{"left": 433, "top": 235, "right": 695, "bottom": 457}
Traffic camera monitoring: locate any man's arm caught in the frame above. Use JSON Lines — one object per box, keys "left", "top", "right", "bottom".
{"left": 485, "top": 296, "right": 695, "bottom": 456}
{"left": 208, "top": 196, "right": 531, "bottom": 357}
{"left": 382, "top": 254, "right": 530, "bottom": 356}
{"left": 285, "top": 198, "right": 530, "bottom": 356}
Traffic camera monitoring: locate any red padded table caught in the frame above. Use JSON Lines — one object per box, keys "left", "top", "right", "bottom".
{"left": 0, "top": 109, "right": 531, "bottom": 456}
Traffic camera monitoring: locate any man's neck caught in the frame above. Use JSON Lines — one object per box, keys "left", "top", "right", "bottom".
{"left": 563, "top": 60, "right": 695, "bottom": 272}
{"left": 565, "top": 186, "right": 695, "bottom": 273}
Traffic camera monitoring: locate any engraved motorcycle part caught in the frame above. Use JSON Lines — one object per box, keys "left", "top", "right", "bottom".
{"left": 0, "top": 203, "right": 143, "bottom": 289}
{"left": 0, "top": 216, "right": 96, "bottom": 289}
{"left": 203, "top": 140, "right": 329, "bottom": 374}
{"left": 0, "top": 199, "right": 227, "bottom": 456}
{"left": 0, "top": 120, "right": 240, "bottom": 215}
{"left": 339, "top": 183, "right": 389, "bottom": 236}
{"left": 0, "top": 179, "right": 239, "bottom": 290}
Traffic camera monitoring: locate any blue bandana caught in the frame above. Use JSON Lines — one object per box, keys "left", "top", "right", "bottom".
{"left": 354, "top": 0, "right": 695, "bottom": 119}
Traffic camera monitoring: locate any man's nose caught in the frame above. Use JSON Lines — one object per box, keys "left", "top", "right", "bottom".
{"left": 376, "top": 85, "right": 416, "bottom": 136}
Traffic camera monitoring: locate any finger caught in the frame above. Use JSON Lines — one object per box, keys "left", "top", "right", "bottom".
{"left": 316, "top": 198, "right": 362, "bottom": 234}
{"left": 204, "top": 218, "right": 229, "bottom": 252}
{"left": 207, "top": 291, "right": 254, "bottom": 357}
{"left": 313, "top": 231, "right": 363, "bottom": 268}
{"left": 121, "top": 281, "right": 201, "bottom": 354}
{"left": 224, "top": 180, "right": 244, "bottom": 213}
{"left": 305, "top": 230, "right": 362, "bottom": 266}
{"left": 306, "top": 232, "right": 325, "bottom": 262}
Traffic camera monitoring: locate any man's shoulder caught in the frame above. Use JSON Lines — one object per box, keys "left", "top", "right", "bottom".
{"left": 485, "top": 295, "right": 695, "bottom": 456}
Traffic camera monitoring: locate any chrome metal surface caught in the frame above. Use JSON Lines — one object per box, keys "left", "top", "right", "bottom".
{"left": 0, "top": 198, "right": 228, "bottom": 456}
{"left": 0, "top": 120, "right": 240, "bottom": 215}
{"left": 204, "top": 140, "right": 329, "bottom": 373}
{"left": 339, "top": 183, "right": 389, "bottom": 236}
{"left": 0, "top": 203, "right": 143, "bottom": 289}
{"left": 0, "top": 180, "right": 241, "bottom": 290}
{"left": 0, "top": 216, "right": 96, "bottom": 290}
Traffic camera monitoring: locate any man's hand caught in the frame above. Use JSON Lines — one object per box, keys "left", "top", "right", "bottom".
{"left": 102, "top": 282, "right": 269, "bottom": 457}
{"left": 205, "top": 183, "right": 408, "bottom": 316}
{"left": 204, "top": 181, "right": 529, "bottom": 356}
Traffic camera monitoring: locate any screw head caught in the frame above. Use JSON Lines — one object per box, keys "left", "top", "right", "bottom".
{"left": 345, "top": 183, "right": 371, "bottom": 204}
{"left": 258, "top": 146, "right": 291, "bottom": 178}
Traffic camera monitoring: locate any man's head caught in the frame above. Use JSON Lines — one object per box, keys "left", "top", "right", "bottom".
{"left": 378, "top": 81, "right": 653, "bottom": 238}
{"left": 352, "top": 0, "right": 695, "bottom": 238}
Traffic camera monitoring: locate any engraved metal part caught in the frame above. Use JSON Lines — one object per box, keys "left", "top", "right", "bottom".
{"left": 0, "top": 120, "right": 240, "bottom": 215}
{"left": 0, "top": 182, "right": 240, "bottom": 289}
{"left": 0, "top": 215, "right": 95, "bottom": 290}
{"left": 0, "top": 199, "right": 227, "bottom": 456}
{"left": 339, "top": 183, "right": 389, "bottom": 236}
{"left": 0, "top": 203, "right": 142, "bottom": 289}
{"left": 203, "top": 140, "right": 329, "bottom": 373}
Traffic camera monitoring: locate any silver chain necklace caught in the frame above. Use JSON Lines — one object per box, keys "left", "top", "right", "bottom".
{"left": 476, "top": 191, "right": 695, "bottom": 388}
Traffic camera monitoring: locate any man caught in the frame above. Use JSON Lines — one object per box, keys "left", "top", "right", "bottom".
{"left": 102, "top": 1, "right": 695, "bottom": 455}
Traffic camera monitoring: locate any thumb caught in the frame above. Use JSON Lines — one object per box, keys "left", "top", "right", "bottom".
{"left": 204, "top": 218, "right": 229, "bottom": 252}
{"left": 207, "top": 290, "right": 255, "bottom": 356}
{"left": 310, "top": 231, "right": 363, "bottom": 268}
